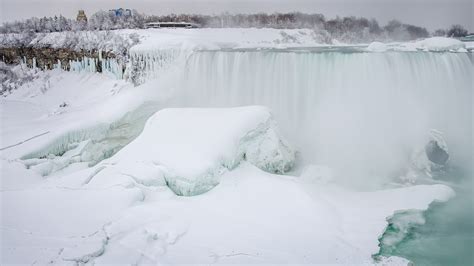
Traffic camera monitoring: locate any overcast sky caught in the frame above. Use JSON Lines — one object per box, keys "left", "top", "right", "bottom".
{"left": 1, "top": 0, "right": 472, "bottom": 31}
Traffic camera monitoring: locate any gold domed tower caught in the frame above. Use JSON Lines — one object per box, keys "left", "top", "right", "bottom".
{"left": 76, "top": 10, "right": 87, "bottom": 22}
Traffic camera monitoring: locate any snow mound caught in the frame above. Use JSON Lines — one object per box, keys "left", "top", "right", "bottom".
{"left": 367, "top": 42, "right": 388, "bottom": 52}
{"left": 104, "top": 106, "right": 295, "bottom": 196}
{"left": 414, "top": 37, "right": 466, "bottom": 52}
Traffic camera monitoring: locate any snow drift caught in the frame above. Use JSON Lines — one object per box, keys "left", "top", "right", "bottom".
{"left": 97, "top": 106, "right": 295, "bottom": 196}
{"left": 414, "top": 37, "right": 466, "bottom": 52}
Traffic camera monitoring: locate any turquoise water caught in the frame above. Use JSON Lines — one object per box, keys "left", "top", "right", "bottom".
{"left": 377, "top": 167, "right": 473, "bottom": 265}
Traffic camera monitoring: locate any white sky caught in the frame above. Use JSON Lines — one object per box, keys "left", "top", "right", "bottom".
{"left": 1, "top": 0, "right": 473, "bottom": 31}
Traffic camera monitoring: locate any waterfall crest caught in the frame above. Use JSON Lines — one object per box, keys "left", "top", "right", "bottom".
{"left": 172, "top": 51, "right": 472, "bottom": 183}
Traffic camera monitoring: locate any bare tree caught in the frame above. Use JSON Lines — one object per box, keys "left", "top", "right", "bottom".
{"left": 447, "top": 24, "right": 468, "bottom": 37}
{"left": 433, "top": 29, "right": 447, "bottom": 37}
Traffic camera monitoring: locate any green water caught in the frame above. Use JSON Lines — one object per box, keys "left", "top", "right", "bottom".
{"left": 377, "top": 168, "right": 474, "bottom": 265}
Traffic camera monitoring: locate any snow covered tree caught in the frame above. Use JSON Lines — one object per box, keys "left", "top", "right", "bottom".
{"left": 72, "top": 19, "right": 87, "bottom": 31}
{"left": 58, "top": 15, "right": 71, "bottom": 31}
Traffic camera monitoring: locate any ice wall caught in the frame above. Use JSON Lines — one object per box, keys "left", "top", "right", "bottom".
{"left": 69, "top": 56, "right": 123, "bottom": 79}
{"left": 173, "top": 51, "right": 473, "bottom": 185}
{"left": 21, "top": 103, "right": 158, "bottom": 176}
{"left": 127, "top": 48, "right": 184, "bottom": 85}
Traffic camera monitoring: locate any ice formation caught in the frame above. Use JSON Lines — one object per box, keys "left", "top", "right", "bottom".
{"left": 10, "top": 29, "right": 469, "bottom": 87}
{"left": 402, "top": 130, "right": 450, "bottom": 183}
{"left": 374, "top": 205, "right": 444, "bottom": 264}
{"left": 377, "top": 209, "right": 427, "bottom": 254}
{"left": 126, "top": 48, "right": 184, "bottom": 85}
{"left": 425, "top": 135, "right": 449, "bottom": 165}
{"left": 414, "top": 37, "right": 466, "bottom": 52}
{"left": 97, "top": 106, "right": 295, "bottom": 196}
{"left": 69, "top": 56, "right": 124, "bottom": 79}
{"left": 18, "top": 54, "right": 125, "bottom": 80}
{"left": 20, "top": 103, "right": 158, "bottom": 176}
{"left": 367, "top": 41, "right": 388, "bottom": 52}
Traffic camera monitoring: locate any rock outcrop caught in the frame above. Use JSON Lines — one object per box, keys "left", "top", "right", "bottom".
{"left": 0, "top": 47, "right": 116, "bottom": 71}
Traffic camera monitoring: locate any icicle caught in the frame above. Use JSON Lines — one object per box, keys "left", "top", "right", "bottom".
{"left": 127, "top": 48, "right": 184, "bottom": 84}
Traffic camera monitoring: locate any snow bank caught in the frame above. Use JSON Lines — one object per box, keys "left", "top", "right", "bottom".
{"left": 367, "top": 41, "right": 388, "bottom": 52}
{"left": 2, "top": 158, "right": 453, "bottom": 264}
{"left": 100, "top": 106, "right": 295, "bottom": 196}
{"left": 91, "top": 164, "right": 454, "bottom": 264}
{"left": 366, "top": 37, "right": 467, "bottom": 53}
{"left": 129, "top": 28, "right": 324, "bottom": 52}
{"left": 1, "top": 186, "right": 144, "bottom": 265}
{"left": 414, "top": 37, "right": 466, "bottom": 52}
{"left": 0, "top": 62, "right": 40, "bottom": 95}
{"left": 126, "top": 30, "right": 468, "bottom": 55}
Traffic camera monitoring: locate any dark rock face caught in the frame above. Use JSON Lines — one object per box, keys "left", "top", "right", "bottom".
{"left": 0, "top": 47, "right": 115, "bottom": 71}
{"left": 425, "top": 140, "right": 449, "bottom": 165}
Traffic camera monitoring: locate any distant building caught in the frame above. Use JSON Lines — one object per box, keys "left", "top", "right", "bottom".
{"left": 76, "top": 10, "right": 87, "bottom": 22}
{"left": 109, "top": 8, "right": 132, "bottom": 17}
{"left": 145, "top": 22, "right": 200, "bottom": 29}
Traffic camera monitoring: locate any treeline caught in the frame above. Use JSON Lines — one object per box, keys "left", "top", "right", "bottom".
{"left": 0, "top": 10, "right": 144, "bottom": 33}
{"left": 0, "top": 31, "right": 140, "bottom": 58}
{"left": 148, "top": 13, "right": 431, "bottom": 42}
{"left": 433, "top": 25, "right": 469, "bottom": 38}
{"left": 148, "top": 13, "right": 469, "bottom": 40}
{"left": 0, "top": 11, "right": 469, "bottom": 43}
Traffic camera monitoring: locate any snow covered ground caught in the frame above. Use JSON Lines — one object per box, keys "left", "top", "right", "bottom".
{"left": 1, "top": 67, "right": 456, "bottom": 264}
{"left": 126, "top": 29, "right": 470, "bottom": 53}
{"left": 127, "top": 28, "right": 327, "bottom": 51}
{"left": 3, "top": 28, "right": 469, "bottom": 54}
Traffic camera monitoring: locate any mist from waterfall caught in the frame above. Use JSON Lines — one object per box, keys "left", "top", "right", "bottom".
{"left": 171, "top": 50, "right": 472, "bottom": 186}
